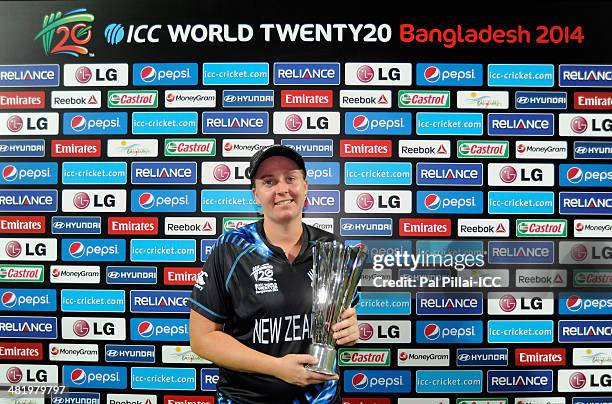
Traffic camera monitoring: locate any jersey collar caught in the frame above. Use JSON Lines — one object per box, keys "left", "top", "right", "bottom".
{"left": 256, "top": 219, "right": 311, "bottom": 263}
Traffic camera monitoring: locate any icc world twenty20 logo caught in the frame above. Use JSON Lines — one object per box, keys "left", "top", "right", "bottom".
{"left": 34, "top": 8, "right": 94, "bottom": 57}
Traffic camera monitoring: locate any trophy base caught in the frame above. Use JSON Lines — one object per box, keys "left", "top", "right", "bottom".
{"left": 305, "top": 343, "right": 336, "bottom": 376}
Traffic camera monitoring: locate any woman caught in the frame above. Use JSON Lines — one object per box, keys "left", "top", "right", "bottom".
{"left": 189, "top": 145, "right": 359, "bottom": 403}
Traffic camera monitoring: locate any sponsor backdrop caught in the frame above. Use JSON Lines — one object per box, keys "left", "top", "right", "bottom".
{"left": 0, "top": 1, "right": 611, "bottom": 403}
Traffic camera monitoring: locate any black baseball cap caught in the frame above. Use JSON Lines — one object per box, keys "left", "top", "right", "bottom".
{"left": 247, "top": 145, "right": 306, "bottom": 185}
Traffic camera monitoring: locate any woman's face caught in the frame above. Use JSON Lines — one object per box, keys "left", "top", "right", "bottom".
{"left": 251, "top": 156, "right": 308, "bottom": 223}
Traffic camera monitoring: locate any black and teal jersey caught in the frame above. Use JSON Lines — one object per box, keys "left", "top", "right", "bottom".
{"left": 190, "top": 219, "right": 348, "bottom": 404}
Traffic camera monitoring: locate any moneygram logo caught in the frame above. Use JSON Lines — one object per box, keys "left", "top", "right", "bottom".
{"left": 34, "top": 9, "right": 94, "bottom": 57}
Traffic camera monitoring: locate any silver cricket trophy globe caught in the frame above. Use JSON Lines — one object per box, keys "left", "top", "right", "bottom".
{"left": 306, "top": 240, "right": 368, "bottom": 375}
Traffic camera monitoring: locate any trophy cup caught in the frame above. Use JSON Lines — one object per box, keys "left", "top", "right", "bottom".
{"left": 306, "top": 240, "right": 368, "bottom": 375}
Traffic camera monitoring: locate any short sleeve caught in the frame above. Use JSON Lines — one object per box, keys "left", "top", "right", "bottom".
{"left": 189, "top": 241, "right": 233, "bottom": 323}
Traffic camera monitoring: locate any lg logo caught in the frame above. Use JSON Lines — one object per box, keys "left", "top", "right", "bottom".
{"left": 284, "top": 114, "right": 328, "bottom": 131}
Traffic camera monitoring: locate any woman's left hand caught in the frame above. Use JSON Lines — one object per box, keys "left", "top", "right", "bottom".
{"left": 332, "top": 307, "right": 359, "bottom": 346}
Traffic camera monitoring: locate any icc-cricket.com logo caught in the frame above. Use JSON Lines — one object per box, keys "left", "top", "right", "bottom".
{"left": 34, "top": 8, "right": 94, "bottom": 57}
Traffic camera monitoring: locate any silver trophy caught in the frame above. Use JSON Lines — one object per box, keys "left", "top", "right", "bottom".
{"left": 306, "top": 240, "right": 368, "bottom": 375}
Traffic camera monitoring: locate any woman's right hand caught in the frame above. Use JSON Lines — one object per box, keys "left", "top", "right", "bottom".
{"left": 273, "top": 354, "right": 339, "bottom": 386}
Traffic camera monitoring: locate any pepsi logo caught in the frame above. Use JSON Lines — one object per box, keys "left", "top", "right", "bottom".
{"left": 166, "top": 93, "right": 175, "bottom": 102}
{"left": 357, "top": 65, "right": 375, "bottom": 83}
{"left": 352, "top": 115, "right": 369, "bottom": 131}
{"left": 138, "top": 192, "right": 155, "bottom": 210}
{"left": 517, "top": 143, "right": 526, "bottom": 153}
{"left": 424, "top": 194, "right": 441, "bottom": 211}
{"left": 1, "top": 291, "right": 16, "bottom": 308}
{"left": 2, "top": 165, "right": 17, "bottom": 182}
{"left": 73, "top": 320, "right": 90, "bottom": 337}
{"left": 138, "top": 320, "right": 154, "bottom": 338}
{"left": 424, "top": 66, "right": 441, "bottom": 83}
{"left": 424, "top": 323, "right": 440, "bottom": 340}
{"left": 5, "top": 240, "right": 22, "bottom": 258}
{"left": 571, "top": 244, "right": 588, "bottom": 261}
{"left": 70, "top": 368, "right": 87, "bottom": 385}
{"left": 70, "top": 115, "right": 87, "bottom": 132}
{"left": 6, "top": 115, "right": 23, "bottom": 133}
{"left": 499, "top": 294, "right": 517, "bottom": 312}
{"left": 140, "top": 66, "right": 157, "bottom": 83}
{"left": 499, "top": 166, "right": 517, "bottom": 183}
{"left": 575, "top": 222, "right": 585, "bottom": 232}
{"left": 75, "top": 66, "right": 92, "bottom": 84}
{"left": 571, "top": 116, "right": 589, "bottom": 134}
{"left": 73, "top": 192, "right": 91, "bottom": 209}
{"left": 50, "top": 346, "right": 59, "bottom": 356}
{"left": 358, "top": 323, "right": 374, "bottom": 340}
{"left": 69, "top": 242, "right": 85, "bottom": 259}
{"left": 565, "top": 295, "right": 582, "bottom": 311}
{"left": 285, "top": 114, "right": 303, "bottom": 131}
{"left": 6, "top": 366, "right": 22, "bottom": 384}
{"left": 356, "top": 193, "right": 375, "bottom": 210}
{"left": 213, "top": 164, "right": 231, "bottom": 182}
{"left": 351, "top": 372, "right": 369, "bottom": 389}
{"left": 569, "top": 371, "right": 587, "bottom": 389}
{"left": 567, "top": 167, "right": 583, "bottom": 183}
